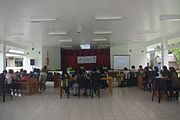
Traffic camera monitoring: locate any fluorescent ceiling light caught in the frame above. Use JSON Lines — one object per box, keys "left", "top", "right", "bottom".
{"left": 94, "top": 16, "right": 122, "bottom": 21}
{"left": 98, "top": 44, "right": 110, "bottom": 47}
{"left": 147, "top": 48, "right": 155, "bottom": 52}
{"left": 61, "top": 45, "right": 72, "bottom": 48}
{"left": 49, "top": 32, "right": 67, "bottom": 36}
{"left": 6, "top": 33, "right": 24, "bottom": 38}
{"left": 59, "top": 39, "right": 72, "bottom": 42}
{"left": 6, "top": 53, "right": 23, "bottom": 57}
{"left": 92, "top": 38, "right": 107, "bottom": 42}
{"left": 137, "top": 30, "right": 156, "bottom": 34}
{"left": 127, "top": 39, "right": 139, "bottom": 42}
{"left": 160, "top": 14, "right": 180, "bottom": 21}
{"left": 8, "top": 49, "right": 24, "bottom": 54}
{"left": 93, "top": 31, "right": 112, "bottom": 35}
{"left": 80, "top": 44, "right": 90, "bottom": 49}
{"left": 31, "top": 18, "right": 57, "bottom": 23}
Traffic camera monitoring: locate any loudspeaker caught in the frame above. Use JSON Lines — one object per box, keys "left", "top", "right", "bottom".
{"left": 30, "top": 59, "right": 35, "bottom": 65}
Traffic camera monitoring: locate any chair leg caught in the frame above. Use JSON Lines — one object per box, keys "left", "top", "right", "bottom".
{"left": 3, "top": 91, "right": 5, "bottom": 102}
{"left": 98, "top": 89, "right": 100, "bottom": 99}
{"left": 85, "top": 89, "right": 87, "bottom": 98}
{"left": 152, "top": 90, "right": 155, "bottom": 102}
{"left": 91, "top": 89, "right": 94, "bottom": 99}
{"left": 67, "top": 87, "right": 69, "bottom": 98}
{"left": 78, "top": 87, "right": 80, "bottom": 98}
{"left": 158, "top": 90, "right": 161, "bottom": 103}
{"left": 10, "top": 89, "right": 13, "bottom": 100}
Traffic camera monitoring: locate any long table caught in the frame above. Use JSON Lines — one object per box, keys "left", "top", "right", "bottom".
{"left": 101, "top": 77, "right": 113, "bottom": 95}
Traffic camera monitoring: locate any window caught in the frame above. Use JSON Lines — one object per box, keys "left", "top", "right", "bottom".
{"left": 15, "top": 58, "right": 23, "bottom": 67}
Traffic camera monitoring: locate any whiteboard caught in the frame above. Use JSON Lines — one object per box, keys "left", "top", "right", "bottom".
{"left": 113, "top": 55, "right": 130, "bottom": 69}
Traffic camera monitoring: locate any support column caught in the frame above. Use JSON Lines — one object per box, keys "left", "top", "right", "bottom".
{"left": 160, "top": 20, "right": 168, "bottom": 68}
{"left": 0, "top": 5, "right": 6, "bottom": 72}
{"left": 2, "top": 40, "right": 6, "bottom": 70}
{"left": 150, "top": 51, "right": 155, "bottom": 67}
{"left": 161, "top": 40, "right": 169, "bottom": 67}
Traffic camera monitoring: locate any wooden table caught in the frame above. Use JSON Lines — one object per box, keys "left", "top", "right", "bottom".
{"left": 116, "top": 74, "right": 124, "bottom": 86}
{"left": 20, "top": 78, "right": 38, "bottom": 95}
{"left": 101, "top": 77, "right": 113, "bottom": 95}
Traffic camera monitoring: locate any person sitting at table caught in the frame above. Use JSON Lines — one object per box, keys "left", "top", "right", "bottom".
{"left": 69, "top": 70, "right": 78, "bottom": 96}
{"left": 123, "top": 67, "right": 130, "bottom": 87}
{"left": 168, "top": 67, "right": 180, "bottom": 100}
{"left": 0, "top": 70, "right": 7, "bottom": 97}
{"left": 161, "top": 66, "right": 169, "bottom": 78}
{"left": 20, "top": 70, "right": 30, "bottom": 81}
{"left": 19, "top": 69, "right": 23, "bottom": 78}
{"left": 91, "top": 67, "right": 101, "bottom": 95}
{"left": 169, "top": 67, "right": 180, "bottom": 89}
{"left": 160, "top": 66, "right": 171, "bottom": 97}
{"left": 61, "top": 70, "right": 70, "bottom": 94}
{"left": 5, "top": 69, "right": 15, "bottom": 95}
{"left": 12, "top": 71, "right": 23, "bottom": 97}
{"left": 76, "top": 68, "right": 87, "bottom": 96}
{"left": 118, "top": 71, "right": 126, "bottom": 87}
{"left": 151, "top": 66, "right": 159, "bottom": 89}
{"left": 99, "top": 67, "right": 108, "bottom": 89}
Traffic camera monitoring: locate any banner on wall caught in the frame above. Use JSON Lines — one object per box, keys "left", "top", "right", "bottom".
{"left": 77, "top": 56, "right": 96, "bottom": 64}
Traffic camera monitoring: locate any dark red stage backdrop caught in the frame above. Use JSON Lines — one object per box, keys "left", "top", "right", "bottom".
{"left": 61, "top": 49, "right": 110, "bottom": 70}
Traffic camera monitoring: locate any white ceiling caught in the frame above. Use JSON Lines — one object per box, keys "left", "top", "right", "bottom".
{"left": 0, "top": 0, "right": 180, "bottom": 49}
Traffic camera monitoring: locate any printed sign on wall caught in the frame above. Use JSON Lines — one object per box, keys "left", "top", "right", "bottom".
{"left": 77, "top": 56, "right": 96, "bottom": 64}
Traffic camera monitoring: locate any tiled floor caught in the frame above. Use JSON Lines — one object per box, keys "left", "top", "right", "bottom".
{"left": 0, "top": 83, "right": 180, "bottom": 120}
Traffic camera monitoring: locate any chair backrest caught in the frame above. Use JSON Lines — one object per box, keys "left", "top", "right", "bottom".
{"left": 77, "top": 73, "right": 86, "bottom": 88}
{"left": 60, "top": 73, "right": 69, "bottom": 87}
{"left": 46, "top": 72, "right": 53, "bottom": 81}
{"left": 91, "top": 72, "right": 101, "bottom": 88}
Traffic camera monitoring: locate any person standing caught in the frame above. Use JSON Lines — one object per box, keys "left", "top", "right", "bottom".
{"left": 39, "top": 68, "right": 47, "bottom": 93}
{"left": 130, "top": 65, "right": 138, "bottom": 87}
{"left": 0, "top": 70, "right": 7, "bottom": 102}
{"left": 137, "top": 65, "right": 145, "bottom": 89}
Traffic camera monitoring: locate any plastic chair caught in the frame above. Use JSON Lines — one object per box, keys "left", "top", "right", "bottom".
{"left": 60, "top": 78, "right": 70, "bottom": 98}
{"left": 91, "top": 72, "right": 101, "bottom": 98}
{"left": 76, "top": 73, "right": 88, "bottom": 98}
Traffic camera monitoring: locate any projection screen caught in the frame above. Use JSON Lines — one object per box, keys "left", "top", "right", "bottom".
{"left": 113, "top": 55, "right": 130, "bottom": 69}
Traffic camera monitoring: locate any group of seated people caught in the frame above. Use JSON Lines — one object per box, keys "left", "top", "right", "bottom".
{"left": 0, "top": 67, "right": 46, "bottom": 98}
{"left": 120, "top": 63, "right": 180, "bottom": 100}
{"left": 59, "top": 66, "right": 108, "bottom": 96}
{"left": 1, "top": 64, "right": 179, "bottom": 100}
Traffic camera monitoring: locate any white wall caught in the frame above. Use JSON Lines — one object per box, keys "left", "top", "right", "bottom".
{"left": 128, "top": 43, "right": 146, "bottom": 68}
{"left": 42, "top": 46, "right": 61, "bottom": 70}
{"left": 0, "top": 44, "right": 3, "bottom": 72}
{"left": 23, "top": 46, "right": 61, "bottom": 72}
{"left": 110, "top": 44, "right": 128, "bottom": 69}
{"left": 24, "top": 46, "right": 42, "bottom": 72}
{"left": 110, "top": 43, "right": 146, "bottom": 69}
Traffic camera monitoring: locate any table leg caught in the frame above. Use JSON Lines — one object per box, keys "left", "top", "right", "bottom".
{"left": 3, "top": 91, "right": 5, "bottom": 102}
{"left": 109, "top": 78, "right": 112, "bottom": 95}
